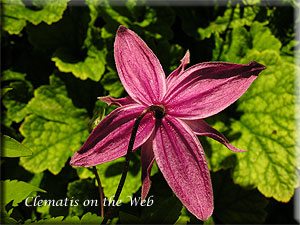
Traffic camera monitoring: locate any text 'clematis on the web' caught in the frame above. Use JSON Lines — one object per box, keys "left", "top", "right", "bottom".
{"left": 70, "top": 25, "right": 266, "bottom": 221}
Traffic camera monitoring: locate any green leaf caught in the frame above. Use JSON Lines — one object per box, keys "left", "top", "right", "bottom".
{"left": 19, "top": 75, "right": 89, "bottom": 174}
{"left": 76, "top": 167, "right": 95, "bottom": 180}
{"left": 214, "top": 26, "right": 251, "bottom": 63}
{"left": 52, "top": 46, "right": 107, "bottom": 81}
{"left": 1, "top": 209, "right": 19, "bottom": 224}
{"left": 2, "top": 0, "right": 70, "bottom": 35}
{"left": 101, "top": 70, "right": 124, "bottom": 98}
{"left": 201, "top": 119, "right": 238, "bottom": 172}
{"left": 26, "top": 6, "right": 89, "bottom": 53}
{"left": 231, "top": 50, "right": 297, "bottom": 202}
{"left": 79, "top": 212, "right": 103, "bottom": 224}
{"left": 210, "top": 21, "right": 298, "bottom": 202}
{"left": 250, "top": 21, "right": 282, "bottom": 52}
{"left": 96, "top": 152, "right": 141, "bottom": 203}
{"left": 212, "top": 170, "right": 268, "bottom": 224}
{"left": 198, "top": 5, "right": 260, "bottom": 40}
{"left": 48, "top": 3, "right": 107, "bottom": 82}
{"left": 1, "top": 135, "right": 32, "bottom": 157}
{"left": 1, "top": 70, "right": 34, "bottom": 124}
{"left": 1, "top": 180, "right": 46, "bottom": 207}
{"left": 1, "top": 70, "right": 26, "bottom": 81}
{"left": 27, "top": 212, "right": 102, "bottom": 224}
{"left": 174, "top": 206, "right": 191, "bottom": 224}
{"left": 28, "top": 216, "right": 64, "bottom": 224}
{"left": 213, "top": 22, "right": 282, "bottom": 62}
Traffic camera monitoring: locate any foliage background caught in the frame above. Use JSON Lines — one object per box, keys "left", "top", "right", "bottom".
{"left": 1, "top": 0, "right": 299, "bottom": 224}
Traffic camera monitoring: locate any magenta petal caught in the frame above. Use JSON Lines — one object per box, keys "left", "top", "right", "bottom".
{"left": 164, "top": 61, "right": 266, "bottom": 119}
{"left": 182, "top": 119, "right": 246, "bottom": 152}
{"left": 167, "top": 50, "right": 190, "bottom": 89}
{"left": 153, "top": 115, "right": 213, "bottom": 220}
{"left": 70, "top": 104, "right": 155, "bottom": 167}
{"left": 98, "top": 96, "right": 136, "bottom": 107}
{"left": 114, "top": 26, "right": 167, "bottom": 105}
{"left": 141, "top": 135, "right": 155, "bottom": 200}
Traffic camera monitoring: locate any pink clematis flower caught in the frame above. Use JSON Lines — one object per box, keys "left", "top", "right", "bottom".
{"left": 70, "top": 26, "right": 266, "bottom": 220}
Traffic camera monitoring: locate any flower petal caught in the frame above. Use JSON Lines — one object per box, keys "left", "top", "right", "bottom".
{"left": 141, "top": 135, "right": 155, "bottom": 200}
{"left": 153, "top": 115, "right": 213, "bottom": 220}
{"left": 164, "top": 61, "right": 266, "bottom": 119}
{"left": 166, "top": 50, "right": 190, "bottom": 89}
{"left": 98, "top": 96, "right": 136, "bottom": 107}
{"left": 70, "top": 104, "right": 155, "bottom": 167}
{"left": 182, "top": 119, "right": 246, "bottom": 152}
{"left": 114, "top": 26, "right": 167, "bottom": 105}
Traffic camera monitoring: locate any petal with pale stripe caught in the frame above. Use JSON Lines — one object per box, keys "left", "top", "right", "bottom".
{"left": 164, "top": 61, "right": 266, "bottom": 119}
{"left": 70, "top": 104, "right": 155, "bottom": 167}
{"left": 114, "top": 26, "right": 166, "bottom": 105}
{"left": 153, "top": 115, "right": 213, "bottom": 220}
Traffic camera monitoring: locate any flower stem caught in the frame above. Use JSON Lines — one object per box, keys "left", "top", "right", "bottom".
{"left": 93, "top": 166, "right": 104, "bottom": 217}
{"left": 101, "top": 105, "right": 164, "bottom": 224}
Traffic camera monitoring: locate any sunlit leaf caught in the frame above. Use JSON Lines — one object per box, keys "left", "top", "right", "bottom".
{"left": 19, "top": 75, "right": 89, "bottom": 174}
{"left": 2, "top": 0, "right": 69, "bottom": 35}
{"left": 49, "top": 4, "right": 107, "bottom": 81}
{"left": 1, "top": 135, "right": 32, "bottom": 157}
{"left": 174, "top": 206, "right": 191, "bottom": 224}
{"left": 210, "top": 22, "right": 298, "bottom": 202}
{"left": 231, "top": 50, "right": 297, "bottom": 202}
{"left": 1, "top": 180, "right": 46, "bottom": 207}
{"left": 52, "top": 47, "right": 107, "bottom": 81}
{"left": 198, "top": 4, "right": 261, "bottom": 40}
{"left": 79, "top": 212, "right": 103, "bottom": 224}
{"left": 26, "top": 212, "right": 102, "bottom": 224}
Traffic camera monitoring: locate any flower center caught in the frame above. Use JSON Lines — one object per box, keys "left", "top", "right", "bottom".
{"left": 149, "top": 104, "right": 166, "bottom": 120}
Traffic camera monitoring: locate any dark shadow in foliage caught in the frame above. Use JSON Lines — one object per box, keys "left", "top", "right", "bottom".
{"left": 268, "top": 6, "right": 294, "bottom": 47}
{"left": 67, "top": 178, "right": 100, "bottom": 217}
{"left": 212, "top": 169, "right": 268, "bottom": 224}
{"left": 57, "top": 72, "right": 105, "bottom": 117}
{"left": 27, "top": 6, "right": 90, "bottom": 57}
{"left": 37, "top": 162, "right": 78, "bottom": 218}
{"left": 265, "top": 194, "right": 299, "bottom": 224}
{"left": 119, "top": 171, "right": 182, "bottom": 224}
{"left": 173, "top": 6, "right": 223, "bottom": 64}
{"left": 2, "top": 33, "right": 53, "bottom": 87}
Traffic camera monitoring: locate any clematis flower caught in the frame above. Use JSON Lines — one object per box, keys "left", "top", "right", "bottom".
{"left": 70, "top": 26, "right": 266, "bottom": 220}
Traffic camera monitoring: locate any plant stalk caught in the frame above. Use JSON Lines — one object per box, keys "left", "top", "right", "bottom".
{"left": 93, "top": 166, "right": 104, "bottom": 217}
{"left": 101, "top": 105, "right": 164, "bottom": 224}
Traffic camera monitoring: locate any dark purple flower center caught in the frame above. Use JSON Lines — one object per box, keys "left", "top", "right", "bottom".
{"left": 149, "top": 104, "right": 165, "bottom": 120}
